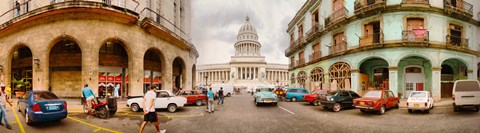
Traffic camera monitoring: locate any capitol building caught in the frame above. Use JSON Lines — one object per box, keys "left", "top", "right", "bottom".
{"left": 196, "top": 16, "right": 289, "bottom": 88}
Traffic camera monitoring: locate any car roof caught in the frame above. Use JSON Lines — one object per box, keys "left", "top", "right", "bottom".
{"left": 288, "top": 88, "right": 307, "bottom": 90}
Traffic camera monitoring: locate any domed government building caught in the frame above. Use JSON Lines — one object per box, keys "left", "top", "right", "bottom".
{"left": 196, "top": 16, "right": 289, "bottom": 89}
{"left": 0, "top": 0, "right": 198, "bottom": 97}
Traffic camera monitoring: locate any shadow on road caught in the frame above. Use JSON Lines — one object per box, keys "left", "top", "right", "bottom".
{"left": 28, "top": 120, "right": 66, "bottom": 129}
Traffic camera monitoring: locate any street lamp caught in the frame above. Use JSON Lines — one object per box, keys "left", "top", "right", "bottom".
{"left": 34, "top": 58, "right": 40, "bottom": 68}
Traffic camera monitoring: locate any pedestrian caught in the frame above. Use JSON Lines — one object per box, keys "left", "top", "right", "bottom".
{"left": 114, "top": 84, "right": 120, "bottom": 98}
{"left": 207, "top": 87, "right": 215, "bottom": 113}
{"left": 0, "top": 85, "right": 13, "bottom": 130}
{"left": 139, "top": 86, "right": 165, "bottom": 133}
{"left": 5, "top": 85, "right": 11, "bottom": 99}
{"left": 82, "top": 84, "right": 96, "bottom": 119}
{"left": 217, "top": 87, "right": 224, "bottom": 105}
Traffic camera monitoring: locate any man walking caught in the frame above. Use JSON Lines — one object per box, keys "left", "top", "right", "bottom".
{"left": 207, "top": 88, "right": 215, "bottom": 113}
{"left": 0, "top": 85, "right": 12, "bottom": 129}
{"left": 82, "top": 84, "right": 96, "bottom": 119}
{"left": 139, "top": 86, "right": 165, "bottom": 133}
{"left": 217, "top": 87, "right": 224, "bottom": 105}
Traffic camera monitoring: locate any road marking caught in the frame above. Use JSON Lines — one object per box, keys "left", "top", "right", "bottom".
{"left": 11, "top": 105, "right": 26, "bottom": 133}
{"left": 67, "top": 116, "right": 122, "bottom": 133}
{"left": 278, "top": 106, "right": 295, "bottom": 115}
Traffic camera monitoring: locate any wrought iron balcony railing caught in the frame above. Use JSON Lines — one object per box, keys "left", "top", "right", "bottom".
{"left": 329, "top": 41, "right": 347, "bottom": 54}
{"left": 402, "top": 0, "right": 429, "bottom": 4}
{"left": 325, "top": 7, "right": 347, "bottom": 27}
{"left": 289, "top": 62, "right": 296, "bottom": 69}
{"left": 446, "top": 35, "right": 469, "bottom": 49}
{"left": 359, "top": 32, "right": 383, "bottom": 46}
{"left": 444, "top": 0, "right": 473, "bottom": 16}
{"left": 402, "top": 30, "right": 429, "bottom": 43}
{"left": 309, "top": 52, "right": 321, "bottom": 62}
{"left": 141, "top": 8, "right": 192, "bottom": 43}
{"left": 306, "top": 23, "right": 324, "bottom": 39}
{"left": 354, "top": 0, "right": 386, "bottom": 13}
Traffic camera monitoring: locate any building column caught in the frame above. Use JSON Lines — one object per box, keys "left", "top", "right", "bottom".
{"left": 388, "top": 66, "right": 399, "bottom": 98}
{"left": 432, "top": 67, "right": 441, "bottom": 102}
{"left": 351, "top": 69, "right": 360, "bottom": 93}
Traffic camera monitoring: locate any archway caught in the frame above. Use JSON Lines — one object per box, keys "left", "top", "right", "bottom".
{"left": 310, "top": 67, "right": 324, "bottom": 90}
{"left": 172, "top": 57, "right": 186, "bottom": 93}
{"left": 10, "top": 45, "right": 33, "bottom": 95}
{"left": 49, "top": 39, "right": 82, "bottom": 97}
{"left": 398, "top": 56, "right": 431, "bottom": 98}
{"left": 98, "top": 39, "right": 129, "bottom": 98}
{"left": 297, "top": 71, "right": 307, "bottom": 88}
{"left": 441, "top": 59, "right": 468, "bottom": 98}
{"left": 359, "top": 58, "right": 389, "bottom": 95}
{"left": 290, "top": 73, "right": 295, "bottom": 86}
{"left": 329, "top": 62, "right": 351, "bottom": 91}
{"left": 143, "top": 48, "right": 164, "bottom": 93}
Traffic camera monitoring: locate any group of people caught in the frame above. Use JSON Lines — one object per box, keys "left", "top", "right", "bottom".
{"left": 202, "top": 87, "right": 225, "bottom": 113}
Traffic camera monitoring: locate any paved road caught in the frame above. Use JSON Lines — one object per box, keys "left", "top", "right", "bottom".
{"left": 0, "top": 93, "right": 479, "bottom": 133}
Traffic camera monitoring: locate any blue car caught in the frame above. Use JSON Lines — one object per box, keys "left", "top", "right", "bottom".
{"left": 285, "top": 88, "right": 309, "bottom": 102}
{"left": 17, "top": 90, "right": 67, "bottom": 125}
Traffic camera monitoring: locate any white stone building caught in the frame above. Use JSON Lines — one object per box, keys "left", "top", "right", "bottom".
{"left": 196, "top": 16, "right": 289, "bottom": 89}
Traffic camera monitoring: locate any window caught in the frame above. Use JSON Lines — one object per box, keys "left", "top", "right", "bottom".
{"left": 290, "top": 33, "right": 294, "bottom": 45}
{"left": 298, "top": 24, "right": 304, "bottom": 39}
{"left": 297, "top": 71, "right": 307, "bottom": 87}
{"left": 449, "top": 24, "right": 463, "bottom": 46}
{"left": 33, "top": 92, "right": 59, "bottom": 101}
{"left": 288, "top": 89, "right": 297, "bottom": 92}
{"left": 455, "top": 81, "right": 480, "bottom": 92}
{"left": 332, "top": 32, "right": 346, "bottom": 52}
{"left": 299, "top": 51, "right": 305, "bottom": 64}
{"left": 406, "top": 83, "right": 414, "bottom": 90}
{"left": 302, "top": 90, "right": 308, "bottom": 93}
{"left": 329, "top": 62, "right": 351, "bottom": 89}
{"left": 406, "top": 67, "right": 422, "bottom": 73}
{"left": 290, "top": 73, "right": 296, "bottom": 84}
{"left": 350, "top": 92, "right": 360, "bottom": 98}
{"left": 383, "top": 92, "right": 387, "bottom": 98}
{"left": 310, "top": 67, "right": 324, "bottom": 82}
{"left": 311, "top": 10, "right": 319, "bottom": 28}
{"left": 158, "top": 91, "right": 169, "bottom": 98}
{"left": 340, "top": 91, "right": 350, "bottom": 97}
{"left": 406, "top": 18, "right": 424, "bottom": 30}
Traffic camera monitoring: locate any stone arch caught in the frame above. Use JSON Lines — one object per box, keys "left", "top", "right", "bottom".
{"left": 98, "top": 37, "right": 133, "bottom": 58}
{"left": 440, "top": 58, "right": 469, "bottom": 98}
{"left": 359, "top": 57, "right": 389, "bottom": 93}
{"left": 396, "top": 53, "right": 435, "bottom": 67}
{"left": 46, "top": 35, "right": 83, "bottom": 56}
{"left": 172, "top": 56, "right": 186, "bottom": 93}
{"left": 397, "top": 55, "right": 432, "bottom": 98}
{"left": 290, "top": 73, "right": 295, "bottom": 85}
{"left": 328, "top": 62, "right": 351, "bottom": 90}
{"left": 439, "top": 57, "right": 470, "bottom": 70}
{"left": 143, "top": 47, "right": 167, "bottom": 92}
{"left": 297, "top": 71, "right": 307, "bottom": 88}
{"left": 7, "top": 43, "right": 34, "bottom": 91}
{"left": 356, "top": 55, "right": 390, "bottom": 69}
{"left": 98, "top": 38, "right": 131, "bottom": 97}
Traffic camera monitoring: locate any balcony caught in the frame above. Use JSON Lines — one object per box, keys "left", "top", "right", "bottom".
{"left": 402, "top": 0, "right": 429, "bottom": 4}
{"left": 325, "top": 7, "right": 347, "bottom": 27}
{"left": 444, "top": 0, "right": 473, "bottom": 19}
{"left": 285, "top": 37, "right": 305, "bottom": 56}
{"left": 329, "top": 41, "right": 347, "bottom": 54}
{"left": 402, "top": 30, "right": 429, "bottom": 44}
{"left": 359, "top": 32, "right": 383, "bottom": 46}
{"left": 297, "top": 59, "right": 305, "bottom": 67}
{"left": 305, "top": 23, "right": 324, "bottom": 40}
{"left": 141, "top": 8, "right": 193, "bottom": 48}
{"left": 308, "top": 52, "right": 321, "bottom": 63}
{"left": 289, "top": 62, "right": 296, "bottom": 69}
{"left": 446, "top": 35, "right": 469, "bottom": 49}
{"left": 354, "top": 0, "right": 386, "bottom": 14}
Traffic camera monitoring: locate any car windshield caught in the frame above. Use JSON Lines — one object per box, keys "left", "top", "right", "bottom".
{"left": 257, "top": 88, "right": 272, "bottom": 92}
{"left": 456, "top": 81, "right": 480, "bottom": 92}
{"left": 326, "top": 91, "right": 338, "bottom": 96}
{"left": 33, "top": 92, "right": 59, "bottom": 101}
{"left": 410, "top": 92, "right": 426, "bottom": 98}
{"left": 363, "top": 91, "right": 382, "bottom": 98}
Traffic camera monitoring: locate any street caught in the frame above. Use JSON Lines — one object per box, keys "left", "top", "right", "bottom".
{"left": 0, "top": 92, "right": 479, "bottom": 133}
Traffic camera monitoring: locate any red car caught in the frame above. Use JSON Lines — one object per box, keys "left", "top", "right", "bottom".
{"left": 353, "top": 90, "right": 399, "bottom": 115}
{"left": 176, "top": 90, "right": 207, "bottom": 106}
{"left": 303, "top": 89, "right": 323, "bottom": 106}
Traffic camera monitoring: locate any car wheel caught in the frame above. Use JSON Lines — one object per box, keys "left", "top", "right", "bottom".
{"left": 98, "top": 106, "right": 109, "bottom": 119}
{"left": 431, "top": 103, "right": 434, "bottom": 109}
{"left": 273, "top": 103, "right": 278, "bottom": 106}
{"left": 255, "top": 102, "right": 259, "bottom": 106}
{"left": 424, "top": 109, "right": 430, "bottom": 114}
{"left": 313, "top": 100, "right": 319, "bottom": 106}
{"left": 25, "top": 111, "right": 32, "bottom": 125}
{"left": 167, "top": 104, "right": 177, "bottom": 113}
{"left": 333, "top": 103, "right": 341, "bottom": 112}
{"left": 395, "top": 102, "right": 399, "bottom": 109}
{"left": 291, "top": 97, "right": 297, "bottom": 102}
{"left": 408, "top": 109, "right": 413, "bottom": 113}
{"left": 131, "top": 103, "right": 140, "bottom": 112}
{"left": 454, "top": 106, "right": 460, "bottom": 112}
{"left": 195, "top": 100, "right": 203, "bottom": 106}
{"left": 377, "top": 105, "right": 385, "bottom": 115}
{"left": 475, "top": 106, "right": 480, "bottom": 112}
{"left": 227, "top": 93, "right": 231, "bottom": 97}
{"left": 360, "top": 109, "right": 366, "bottom": 113}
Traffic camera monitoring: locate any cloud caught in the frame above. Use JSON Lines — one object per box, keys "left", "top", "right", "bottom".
{"left": 191, "top": 0, "right": 306, "bottom": 65}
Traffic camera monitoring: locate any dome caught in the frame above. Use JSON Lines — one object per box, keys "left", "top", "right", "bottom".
{"left": 237, "top": 15, "right": 258, "bottom": 41}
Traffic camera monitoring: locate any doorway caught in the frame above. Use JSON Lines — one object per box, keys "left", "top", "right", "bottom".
{"left": 404, "top": 66, "right": 424, "bottom": 98}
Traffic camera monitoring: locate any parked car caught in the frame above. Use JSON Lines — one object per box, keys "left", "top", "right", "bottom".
{"left": 319, "top": 90, "right": 361, "bottom": 112}
{"left": 176, "top": 90, "right": 207, "bottom": 106}
{"left": 17, "top": 90, "right": 67, "bottom": 125}
{"left": 353, "top": 90, "right": 399, "bottom": 115}
{"left": 274, "top": 88, "right": 286, "bottom": 98}
{"left": 302, "top": 89, "right": 323, "bottom": 106}
{"left": 285, "top": 88, "right": 309, "bottom": 102}
{"left": 452, "top": 80, "right": 480, "bottom": 112}
{"left": 127, "top": 90, "right": 187, "bottom": 113}
{"left": 406, "top": 91, "right": 434, "bottom": 113}
{"left": 253, "top": 87, "right": 278, "bottom": 106}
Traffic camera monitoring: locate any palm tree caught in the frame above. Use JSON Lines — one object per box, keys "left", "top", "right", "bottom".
{"left": 11, "top": 77, "right": 31, "bottom": 92}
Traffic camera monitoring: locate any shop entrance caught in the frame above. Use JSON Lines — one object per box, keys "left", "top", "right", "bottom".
{"left": 404, "top": 66, "right": 424, "bottom": 98}
{"left": 99, "top": 40, "right": 129, "bottom": 98}
{"left": 10, "top": 45, "right": 33, "bottom": 96}
{"left": 144, "top": 48, "right": 164, "bottom": 93}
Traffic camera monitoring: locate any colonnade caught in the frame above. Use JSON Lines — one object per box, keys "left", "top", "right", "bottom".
{"left": 236, "top": 67, "right": 258, "bottom": 80}
{"left": 198, "top": 71, "right": 231, "bottom": 82}
{"left": 235, "top": 43, "right": 260, "bottom": 55}
{"left": 266, "top": 70, "right": 288, "bottom": 82}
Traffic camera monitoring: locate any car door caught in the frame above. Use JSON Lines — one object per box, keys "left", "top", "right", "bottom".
{"left": 287, "top": 89, "right": 296, "bottom": 99}
{"left": 18, "top": 91, "right": 30, "bottom": 113}
{"left": 155, "top": 91, "right": 170, "bottom": 109}
{"left": 388, "top": 91, "right": 397, "bottom": 108}
{"left": 339, "top": 91, "right": 352, "bottom": 107}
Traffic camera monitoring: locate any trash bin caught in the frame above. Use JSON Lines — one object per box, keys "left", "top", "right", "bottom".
{"left": 107, "top": 97, "right": 117, "bottom": 115}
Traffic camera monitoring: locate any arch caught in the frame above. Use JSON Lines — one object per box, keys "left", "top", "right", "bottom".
{"left": 172, "top": 56, "right": 186, "bottom": 93}
{"left": 329, "top": 62, "right": 351, "bottom": 90}
{"left": 143, "top": 47, "right": 166, "bottom": 92}
{"left": 356, "top": 55, "right": 390, "bottom": 69}
{"left": 48, "top": 38, "right": 82, "bottom": 97}
{"left": 290, "top": 73, "right": 295, "bottom": 84}
{"left": 46, "top": 35, "right": 83, "bottom": 56}
{"left": 297, "top": 71, "right": 307, "bottom": 87}
{"left": 8, "top": 44, "right": 34, "bottom": 91}
{"left": 310, "top": 67, "right": 324, "bottom": 83}
{"left": 396, "top": 54, "right": 434, "bottom": 66}
{"left": 439, "top": 57, "right": 470, "bottom": 69}
{"left": 98, "top": 38, "right": 130, "bottom": 97}
{"left": 98, "top": 37, "right": 132, "bottom": 58}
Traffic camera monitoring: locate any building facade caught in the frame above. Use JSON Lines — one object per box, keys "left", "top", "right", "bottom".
{"left": 286, "top": 0, "right": 480, "bottom": 101}
{"left": 0, "top": 0, "right": 198, "bottom": 97}
{"left": 196, "top": 16, "right": 289, "bottom": 89}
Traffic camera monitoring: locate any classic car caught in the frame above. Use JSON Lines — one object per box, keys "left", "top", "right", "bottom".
{"left": 253, "top": 87, "right": 278, "bottom": 106}
{"left": 452, "top": 80, "right": 480, "bottom": 112}
{"left": 176, "top": 90, "right": 207, "bottom": 106}
{"left": 319, "top": 90, "right": 361, "bottom": 112}
{"left": 302, "top": 89, "right": 323, "bottom": 106}
{"left": 407, "top": 91, "right": 434, "bottom": 113}
{"left": 17, "top": 90, "right": 67, "bottom": 125}
{"left": 285, "top": 88, "right": 309, "bottom": 102}
{"left": 274, "top": 88, "right": 286, "bottom": 98}
{"left": 127, "top": 90, "right": 187, "bottom": 113}
{"left": 353, "top": 90, "right": 399, "bottom": 115}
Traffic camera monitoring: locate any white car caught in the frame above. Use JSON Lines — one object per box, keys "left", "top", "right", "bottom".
{"left": 406, "top": 91, "right": 434, "bottom": 113}
{"left": 453, "top": 80, "right": 480, "bottom": 112}
{"left": 127, "top": 90, "right": 187, "bottom": 113}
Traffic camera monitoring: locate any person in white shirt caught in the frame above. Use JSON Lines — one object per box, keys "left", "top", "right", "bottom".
{"left": 139, "top": 86, "right": 165, "bottom": 133}
{"left": 0, "top": 85, "right": 13, "bottom": 130}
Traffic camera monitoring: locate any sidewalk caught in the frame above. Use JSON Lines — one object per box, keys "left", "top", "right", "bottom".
{"left": 399, "top": 98, "right": 452, "bottom": 108}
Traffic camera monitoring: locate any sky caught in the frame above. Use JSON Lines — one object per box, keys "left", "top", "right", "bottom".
{"left": 191, "top": 0, "right": 306, "bottom": 65}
